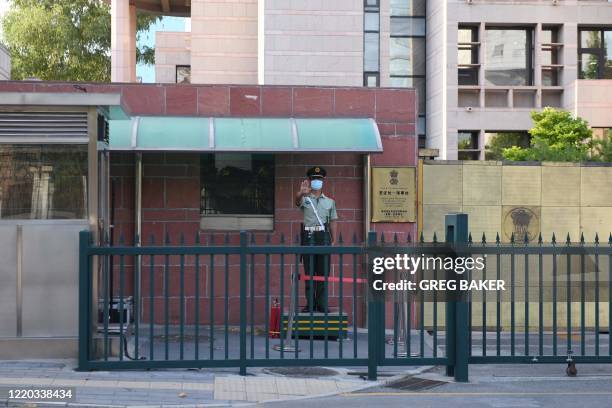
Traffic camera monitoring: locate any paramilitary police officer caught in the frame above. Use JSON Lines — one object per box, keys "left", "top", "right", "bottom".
{"left": 294, "top": 166, "right": 338, "bottom": 313}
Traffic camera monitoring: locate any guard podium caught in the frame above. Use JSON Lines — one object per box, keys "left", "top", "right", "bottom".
{"left": 281, "top": 312, "right": 348, "bottom": 339}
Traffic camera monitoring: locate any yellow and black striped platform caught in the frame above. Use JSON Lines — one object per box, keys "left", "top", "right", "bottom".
{"left": 281, "top": 313, "right": 348, "bottom": 339}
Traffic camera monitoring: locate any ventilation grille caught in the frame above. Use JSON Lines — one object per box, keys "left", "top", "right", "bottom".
{"left": 0, "top": 111, "right": 88, "bottom": 141}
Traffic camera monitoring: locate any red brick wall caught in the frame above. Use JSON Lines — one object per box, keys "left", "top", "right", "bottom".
{"left": 0, "top": 81, "right": 417, "bottom": 327}
{"left": 111, "top": 151, "right": 368, "bottom": 326}
{"left": 0, "top": 81, "right": 417, "bottom": 237}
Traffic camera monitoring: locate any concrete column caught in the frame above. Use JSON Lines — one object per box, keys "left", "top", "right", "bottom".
{"left": 129, "top": 5, "right": 137, "bottom": 82}
{"left": 257, "top": 0, "right": 264, "bottom": 85}
{"left": 561, "top": 23, "right": 578, "bottom": 110}
{"left": 534, "top": 23, "right": 542, "bottom": 88}
{"left": 478, "top": 23, "right": 486, "bottom": 108}
{"left": 111, "top": 0, "right": 136, "bottom": 82}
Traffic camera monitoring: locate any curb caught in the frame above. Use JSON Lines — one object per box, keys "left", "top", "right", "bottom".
{"left": 2, "top": 365, "right": 434, "bottom": 408}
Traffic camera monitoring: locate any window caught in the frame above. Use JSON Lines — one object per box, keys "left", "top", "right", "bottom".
{"left": 0, "top": 144, "right": 88, "bottom": 219}
{"left": 484, "top": 132, "right": 530, "bottom": 160}
{"left": 390, "top": 18, "right": 425, "bottom": 37}
{"left": 363, "top": 1, "right": 380, "bottom": 86}
{"left": 389, "top": 0, "right": 426, "bottom": 146}
{"left": 541, "top": 26, "right": 561, "bottom": 86}
{"left": 364, "top": 72, "right": 380, "bottom": 87}
{"left": 364, "top": 32, "right": 380, "bottom": 72}
{"left": 458, "top": 25, "right": 479, "bottom": 85}
{"left": 579, "top": 27, "right": 612, "bottom": 79}
{"left": 200, "top": 154, "right": 274, "bottom": 216}
{"left": 390, "top": 0, "right": 425, "bottom": 16}
{"left": 485, "top": 28, "right": 533, "bottom": 86}
{"left": 457, "top": 131, "right": 480, "bottom": 160}
{"left": 176, "top": 65, "right": 191, "bottom": 83}
{"left": 390, "top": 37, "right": 425, "bottom": 77}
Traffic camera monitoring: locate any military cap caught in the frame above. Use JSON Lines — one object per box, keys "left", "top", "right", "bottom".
{"left": 306, "top": 166, "right": 326, "bottom": 178}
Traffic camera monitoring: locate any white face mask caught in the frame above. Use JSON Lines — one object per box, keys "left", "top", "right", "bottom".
{"left": 310, "top": 179, "right": 323, "bottom": 190}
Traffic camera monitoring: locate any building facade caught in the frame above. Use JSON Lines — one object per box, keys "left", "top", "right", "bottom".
{"left": 110, "top": 0, "right": 427, "bottom": 145}
{"left": 111, "top": 0, "right": 612, "bottom": 159}
{"left": 429, "top": 0, "right": 612, "bottom": 159}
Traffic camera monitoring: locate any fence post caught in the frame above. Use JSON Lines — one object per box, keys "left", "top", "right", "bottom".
{"left": 78, "top": 230, "right": 91, "bottom": 371}
{"left": 239, "top": 231, "right": 248, "bottom": 375}
{"left": 445, "top": 213, "right": 469, "bottom": 382}
{"left": 367, "top": 231, "right": 379, "bottom": 380}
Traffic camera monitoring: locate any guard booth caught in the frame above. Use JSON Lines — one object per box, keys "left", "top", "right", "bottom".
{"left": 0, "top": 82, "right": 419, "bottom": 360}
{"left": 0, "top": 92, "right": 123, "bottom": 358}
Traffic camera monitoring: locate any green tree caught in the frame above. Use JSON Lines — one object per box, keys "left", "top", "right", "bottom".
{"left": 2, "top": 0, "right": 159, "bottom": 82}
{"left": 484, "top": 132, "right": 530, "bottom": 160}
{"left": 502, "top": 108, "right": 594, "bottom": 162}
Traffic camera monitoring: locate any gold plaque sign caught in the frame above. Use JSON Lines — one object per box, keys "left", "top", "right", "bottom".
{"left": 371, "top": 166, "right": 416, "bottom": 223}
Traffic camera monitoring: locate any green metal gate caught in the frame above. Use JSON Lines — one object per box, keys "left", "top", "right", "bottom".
{"left": 78, "top": 230, "right": 453, "bottom": 379}
{"left": 78, "top": 218, "right": 612, "bottom": 381}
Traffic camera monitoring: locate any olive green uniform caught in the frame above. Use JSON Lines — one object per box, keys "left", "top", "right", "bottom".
{"left": 300, "top": 193, "right": 338, "bottom": 312}
{"left": 300, "top": 193, "right": 338, "bottom": 227}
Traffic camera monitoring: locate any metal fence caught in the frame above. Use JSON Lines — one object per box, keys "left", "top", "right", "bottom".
{"left": 78, "top": 219, "right": 612, "bottom": 381}
{"left": 466, "top": 232, "right": 612, "bottom": 367}
{"left": 79, "top": 230, "right": 436, "bottom": 379}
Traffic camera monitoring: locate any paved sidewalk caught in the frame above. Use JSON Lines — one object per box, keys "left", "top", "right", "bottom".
{"left": 0, "top": 360, "right": 427, "bottom": 407}
{"left": 267, "top": 363, "right": 612, "bottom": 408}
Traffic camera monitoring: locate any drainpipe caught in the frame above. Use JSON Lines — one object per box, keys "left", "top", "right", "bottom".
{"left": 364, "top": 154, "right": 371, "bottom": 241}
{"left": 363, "top": 154, "right": 372, "bottom": 328}
{"left": 134, "top": 153, "right": 142, "bottom": 322}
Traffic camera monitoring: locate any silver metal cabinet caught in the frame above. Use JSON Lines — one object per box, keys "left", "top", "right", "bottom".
{"left": 0, "top": 221, "right": 87, "bottom": 339}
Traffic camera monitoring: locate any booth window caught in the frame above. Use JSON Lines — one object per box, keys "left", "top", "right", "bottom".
{"left": 200, "top": 153, "right": 274, "bottom": 230}
{"left": 0, "top": 144, "right": 88, "bottom": 219}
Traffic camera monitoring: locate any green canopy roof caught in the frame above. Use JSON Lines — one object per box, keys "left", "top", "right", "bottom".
{"left": 108, "top": 117, "right": 382, "bottom": 153}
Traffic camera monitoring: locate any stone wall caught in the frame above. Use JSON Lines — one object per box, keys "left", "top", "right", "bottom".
{"left": 422, "top": 160, "right": 612, "bottom": 330}
{"left": 423, "top": 161, "right": 612, "bottom": 242}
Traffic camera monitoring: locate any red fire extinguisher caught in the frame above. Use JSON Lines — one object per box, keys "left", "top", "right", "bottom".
{"left": 269, "top": 298, "right": 280, "bottom": 339}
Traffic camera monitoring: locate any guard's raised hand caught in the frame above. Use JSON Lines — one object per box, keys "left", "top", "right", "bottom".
{"left": 299, "top": 179, "right": 311, "bottom": 196}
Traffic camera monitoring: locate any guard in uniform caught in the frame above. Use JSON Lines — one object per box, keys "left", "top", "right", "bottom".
{"left": 294, "top": 166, "right": 338, "bottom": 313}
